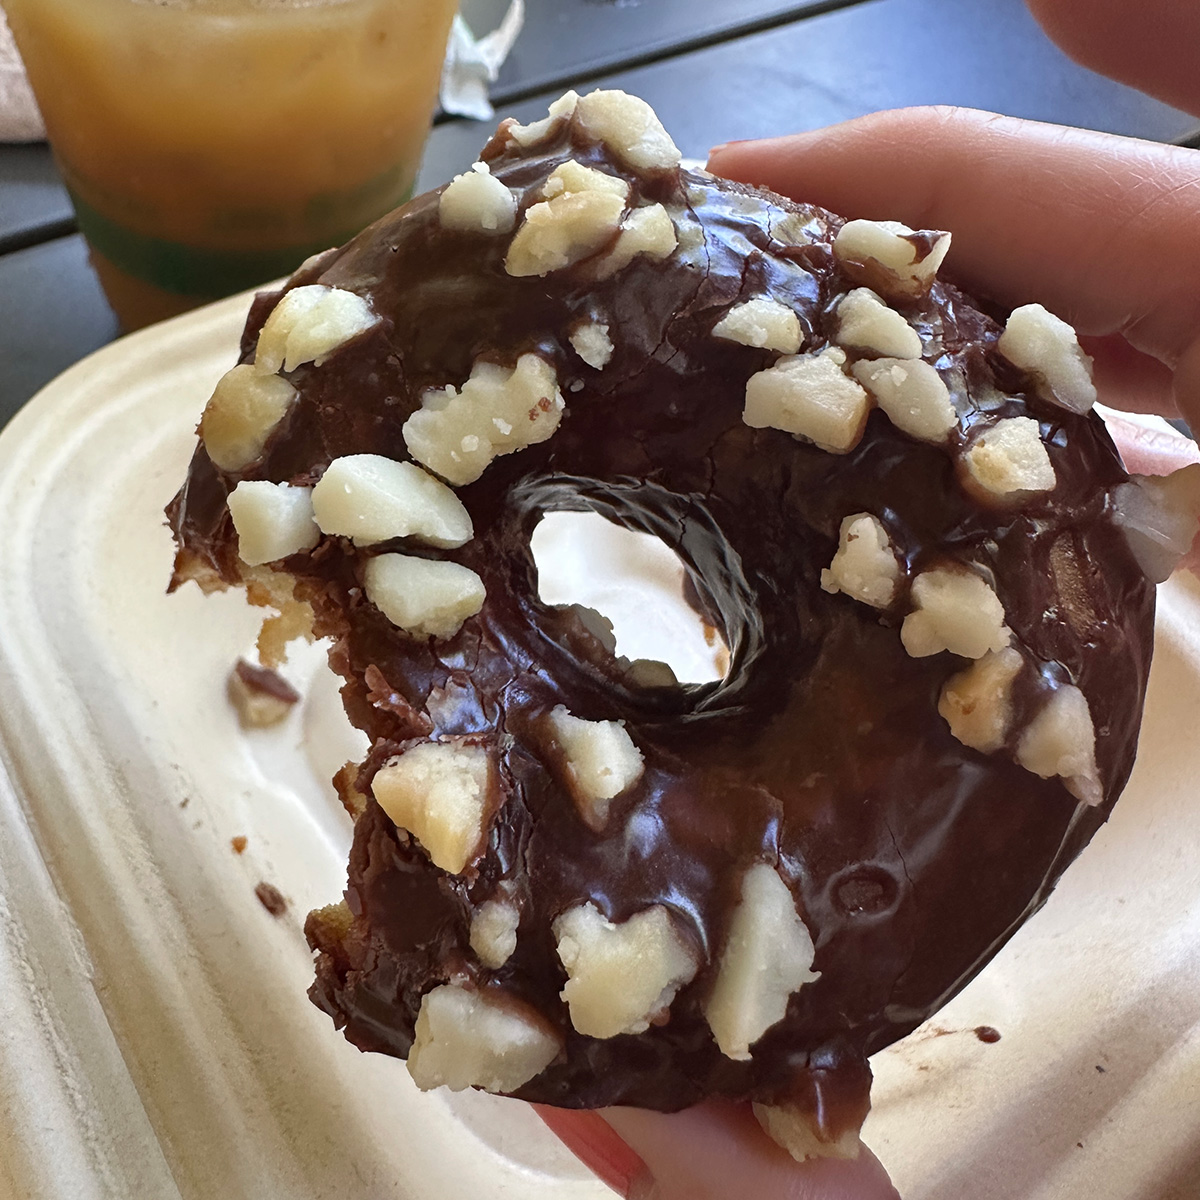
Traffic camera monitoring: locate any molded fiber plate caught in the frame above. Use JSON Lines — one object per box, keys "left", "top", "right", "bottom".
{"left": 0, "top": 292, "right": 1197, "bottom": 1198}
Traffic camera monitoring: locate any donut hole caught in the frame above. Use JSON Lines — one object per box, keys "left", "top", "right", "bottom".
{"left": 531, "top": 510, "right": 728, "bottom": 686}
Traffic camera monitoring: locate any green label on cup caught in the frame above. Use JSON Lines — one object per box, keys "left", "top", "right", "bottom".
{"left": 68, "top": 184, "right": 413, "bottom": 300}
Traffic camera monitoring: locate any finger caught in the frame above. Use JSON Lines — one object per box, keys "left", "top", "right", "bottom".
{"left": 1102, "top": 408, "right": 1200, "bottom": 477}
{"left": 598, "top": 1103, "right": 900, "bottom": 1200}
{"left": 707, "top": 108, "right": 1200, "bottom": 422}
{"left": 534, "top": 1105, "right": 646, "bottom": 1197}
{"left": 1102, "top": 413, "right": 1200, "bottom": 578}
{"left": 1026, "top": 0, "right": 1200, "bottom": 118}
{"left": 1080, "top": 335, "right": 1176, "bottom": 418}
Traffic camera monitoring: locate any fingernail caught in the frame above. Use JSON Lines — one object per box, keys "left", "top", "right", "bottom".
{"left": 534, "top": 1105, "right": 647, "bottom": 1197}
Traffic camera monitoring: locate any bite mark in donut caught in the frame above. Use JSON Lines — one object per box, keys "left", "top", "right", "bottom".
{"left": 167, "top": 89, "right": 1184, "bottom": 1159}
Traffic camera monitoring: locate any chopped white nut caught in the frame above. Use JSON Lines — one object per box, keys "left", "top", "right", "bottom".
{"left": 570, "top": 322, "right": 614, "bottom": 369}
{"left": 505, "top": 161, "right": 628, "bottom": 278}
{"left": 832, "top": 219, "right": 951, "bottom": 298}
{"left": 507, "top": 90, "right": 580, "bottom": 149}
{"left": 575, "top": 89, "right": 682, "bottom": 171}
{"left": 1015, "top": 684, "right": 1102, "bottom": 805}
{"left": 998, "top": 303, "right": 1096, "bottom": 414}
{"left": 311, "top": 455, "right": 473, "bottom": 548}
{"left": 704, "top": 863, "right": 820, "bottom": 1061}
{"left": 591, "top": 203, "right": 678, "bottom": 279}
{"left": 835, "top": 288, "right": 922, "bottom": 359}
{"left": 254, "top": 284, "right": 377, "bottom": 374}
{"left": 407, "top": 984, "right": 560, "bottom": 1093}
{"left": 820, "top": 513, "right": 902, "bottom": 609}
{"left": 471, "top": 897, "right": 521, "bottom": 969}
{"left": 554, "top": 903, "right": 697, "bottom": 1038}
{"left": 753, "top": 1103, "right": 861, "bottom": 1163}
{"left": 852, "top": 358, "right": 957, "bottom": 444}
{"left": 938, "top": 647, "right": 1024, "bottom": 754}
{"left": 226, "top": 660, "right": 299, "bottom": 730}
{"left": 743, "top": 346, "right": 871, "bottom": 454}
{"left": 200, "top": 364, "right": 297, "bottom": 472}
{"left": 439, "top": 162, "right": 518, "bottom": 234}
{"left": 1111, "top": 464, "right": 1200, "bottom": 583}
{"left": 901, "top": 568, "right": 1009, "bottom": 660}
{"left": 373, "top": 740, "right": 493, "bottom": 873}
{"left": 404, "top": 354, "right": 564, "bottom": 486}
{"left": 363, "top": 553, "right": 485, "bottom": 639}
{"left": 542, "top": 159, "right": 629, "bottom": 202}
{"left": 712, "top": 297, "right": 803, "bottom": 354}
{"left": 227, "top": 480, "right": 319, "bottom": 567}
{"left": 964, "top": 417, "right": 1057, "bottom": 498}
{"left": 548, "top": 706, "right": 644, "bottom": 830}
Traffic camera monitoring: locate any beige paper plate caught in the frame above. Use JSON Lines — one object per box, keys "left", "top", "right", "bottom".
{"left": 0, "top": 291, "right": 1196, "bottom": 1199}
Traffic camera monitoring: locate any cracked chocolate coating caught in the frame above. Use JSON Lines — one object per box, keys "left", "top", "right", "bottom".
{"left": 168, "top": 108, "right": 1155, "bottom": 1136}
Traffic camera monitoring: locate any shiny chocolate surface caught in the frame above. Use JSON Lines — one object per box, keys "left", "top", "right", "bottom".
{"left": 168, "top": 109, "right": 1154, "bottom": 1132}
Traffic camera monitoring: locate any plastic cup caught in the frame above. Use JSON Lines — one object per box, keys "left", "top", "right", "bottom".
{"left": 3, "top": 0, "right": 458, "bottom": 330}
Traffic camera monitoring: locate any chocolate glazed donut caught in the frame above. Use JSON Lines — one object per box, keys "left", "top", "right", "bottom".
{"left": 168, "top": 91, "right": 1158, "bottom": 1155}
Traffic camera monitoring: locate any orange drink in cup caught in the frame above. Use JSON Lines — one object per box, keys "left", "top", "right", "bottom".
{"left": 3, "top": 0, "right": 458, "bottom": 329}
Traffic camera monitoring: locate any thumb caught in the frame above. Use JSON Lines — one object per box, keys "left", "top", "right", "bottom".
{"left": 537, "top": 1101, "right": 900, "bottom": 1200}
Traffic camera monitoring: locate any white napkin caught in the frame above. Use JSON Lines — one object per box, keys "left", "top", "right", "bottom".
{"left": 0, "top": 2, "right": 526, "bottom": 145}
{"left": 0, "top": 11, "right": 44, "bottom": 142}
{"left": 440, "top": 0, "right": 525, "bottom": 121}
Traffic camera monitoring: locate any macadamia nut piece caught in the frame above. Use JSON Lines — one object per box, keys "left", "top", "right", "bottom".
{"left": 901, "top": 568, "right": 1009, "bottom": 660}
{"left": 570, "top": 322, "right": 614, "bottom": 369}
{"left": 201, "top": 364, "right": 297, "bottom": 472}
{"left": 404, "top": 354, "right": 564, "bottom": 486}
{"left": 311, "top": 455, "right": 473, "bottom": 548}
{"left": 712, "top": 297, "right": 803, "bottom": 354}
{"left": 835, "top": 288, "right": 922, "bottom": 359}
{"left": 226, "top": 660, "right": 300, "bottom": 730}
{"left": 1112, "top": 464, "right": 1200, "bottom": 583}
{"left": 753, "top": 1103, "right": 862, "bottom": 1163}
{"left": 743, "top": 347, "right": 872, "bottom": 454}
{"left": 852, "top": 358, "right": 957, "bottom": 444}
{"left": 705, "top": 863, "right": 820, "bottom": 1061}
{"left": 407, "top": 984, "right": 561, "bottom": 1093}
{"left": 1016, "top": 684, "right": 1102, "bottom": 805}
{"left": 553, "top": 903, "right": 697, "bottom": 1039}
{"left": 547, "top": 706, "right": 645, "bottom": 830}
{"left": 227, "top": 480, "right": 319, "bottom": 566}
{"left": 439, "top": 162, "right": 518, "bottom": 234}
{"left": 997, "top": 303, "right": 1096, "bottom": 414}
{"left": 820, "top": 513, "right": 902, "bottom": 609}
{"left": 964, "top": 417, "right": 1057, "bottom": 498}
{"left": 373, "top": 741, "right": 493, "bottom": 874}
{"left": 255, "top": 285, "right": 377, "bottom": 374}
{"left": 542, "top": 160, "right": 630, "bottom": 202}
{"left": 471, "top": 897, "right": 521, "bottom": 969}
{"left": 832, "top": 220, "right": 950, "bottom": 298}
{"left": 363, "top": 554, "right": 486, "bottom": 640}
{"left": 592, "top": 204, "right": 678, "bottom": 279}
{"left": 575, "top": 89, "right": 682, "bottom": 171}
{"left": 938, "top": 647, "right": 1024, "bottom": 754}
{"left": 505, "top": 160, "right": 629, "bottom": 277}
{"left": 507, "top": 91, "right": 580, "bottom": 149}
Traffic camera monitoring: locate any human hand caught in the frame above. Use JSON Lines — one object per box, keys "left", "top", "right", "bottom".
{"left": 537, "top": 1103, "right": 900, "bottom": 1200}
{"left": 707, "top": 0, "right": 1200, "bottom": 432}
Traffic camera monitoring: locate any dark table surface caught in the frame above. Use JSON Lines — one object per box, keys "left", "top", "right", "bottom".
{"left": 2, "top": 0, "right": 1197, "bottom": 424}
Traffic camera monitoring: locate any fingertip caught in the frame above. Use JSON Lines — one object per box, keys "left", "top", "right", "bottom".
{"left": 1171, "top": 336, "right": 1200, "bottom": 435}
{"left": 597, "top": 1103, "right": 900, "bottom": 1200}
{"left": 534, "top": 1105, "right": 646, "bottom": 1197}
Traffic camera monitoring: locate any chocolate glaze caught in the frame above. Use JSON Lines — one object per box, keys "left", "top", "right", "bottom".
{"left": 168, "top": 107, "right": 1154, "bottom": 1136}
